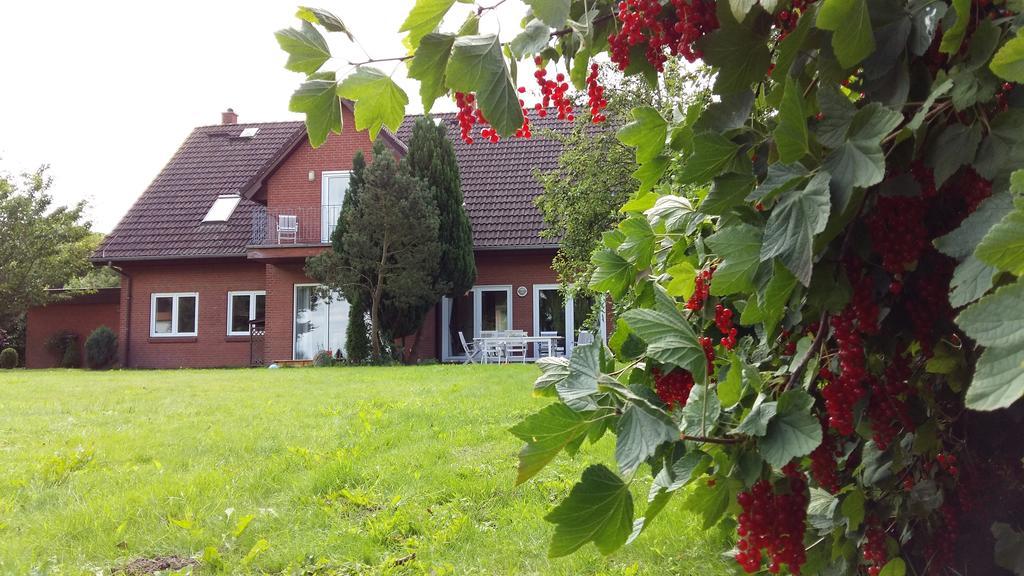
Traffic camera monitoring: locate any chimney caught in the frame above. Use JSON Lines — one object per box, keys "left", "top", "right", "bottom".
{"left": 221, "top": 108, "right": 238, "bottom": 125}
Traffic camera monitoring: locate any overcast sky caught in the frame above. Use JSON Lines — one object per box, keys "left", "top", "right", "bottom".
{"left": 0, "top": 1, "right": 524, "bottom": 232}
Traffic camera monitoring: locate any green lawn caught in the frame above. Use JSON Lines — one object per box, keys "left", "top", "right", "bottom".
{"left": 0, "top": 366, "right": 731, "bottom": 575}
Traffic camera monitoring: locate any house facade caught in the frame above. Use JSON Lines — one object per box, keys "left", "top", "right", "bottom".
{"left": 29, "top": 106, "right": 605, "bottom": 368}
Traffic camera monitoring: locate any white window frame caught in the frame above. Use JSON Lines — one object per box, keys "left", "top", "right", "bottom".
{"left": 532, "top": 284, "right": 608, "bottom": 358}
{"left": 226, "top": 290, "right": 266, "bottom": 336}
{"left": 202, "top": 194, "right": 241, "bottom": 222}
{"left": 150, "top": 292, "right": 199, "bottom": 337}
{"left": 321, "top": 171, "right": 351, "bottom": 243}
{"left": 440, "top": 285, "right": 514, "bottom": 361}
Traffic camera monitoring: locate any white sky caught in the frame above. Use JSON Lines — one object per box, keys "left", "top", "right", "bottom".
{"left": 0, "top": 1, "right": 525, "bottom": 232}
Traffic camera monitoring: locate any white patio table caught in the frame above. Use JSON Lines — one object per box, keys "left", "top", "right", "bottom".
{"left": 473, "top": 334, "right": 565, "bottom": 360}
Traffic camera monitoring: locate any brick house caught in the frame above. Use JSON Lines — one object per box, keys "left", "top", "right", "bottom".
{"left": 25, "top": 106, "right": 606, "bottom": 368}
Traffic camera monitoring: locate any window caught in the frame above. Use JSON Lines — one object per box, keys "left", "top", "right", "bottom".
{"left": 321, "top": 171, "right": 351, "bottom": 242}
{"left": 293, "top": 284, "right": 349, "bottom": 360}
{"left": 227, "top": 291, "right": 266, "bottom": 336}
{"left": 239, "top": 127, "right": 259, "bottom": 138}
{"left": 202, "top": 194, "right": 242, "bottom": 222}
{"left": 151, "top": 293, "right": 198, "bottom": 337}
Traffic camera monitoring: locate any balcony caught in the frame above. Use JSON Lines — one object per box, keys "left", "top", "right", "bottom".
{"left": 250, "top": 205, "right": 342, "bottom": 247}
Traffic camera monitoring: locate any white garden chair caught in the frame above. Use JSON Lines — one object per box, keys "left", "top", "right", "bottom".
{"left": 458, "top": 331, "right": 482, "bottom": 364}
{"left": 537, "top": 330, "right": 565, "bottom": 357}
{"left": 278, "top": 214, "right": 298, "bottom": 243}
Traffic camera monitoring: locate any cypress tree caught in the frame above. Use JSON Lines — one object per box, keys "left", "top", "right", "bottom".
{"left": 405, "top": 116, "right": 476, "bottom": 296}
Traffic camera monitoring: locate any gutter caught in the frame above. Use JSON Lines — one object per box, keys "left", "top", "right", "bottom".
{"left": 109, "top": 264, "right": 132, "bottom": 368}
{"left": 473, "top": 244, "right": 559, "bottom": 252}
{"left": 90, "top": 253, "right": 247, "bottom": 264}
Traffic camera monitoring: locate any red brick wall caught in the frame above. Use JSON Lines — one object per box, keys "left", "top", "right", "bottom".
{"left": 264, "top": 262, "right": 310, "bottom": 363}
{"left": 25, "top": 292, "right": 120, "bottom": 368}
{"left": 118, "top": 260, "right": 265, "bottom": 368}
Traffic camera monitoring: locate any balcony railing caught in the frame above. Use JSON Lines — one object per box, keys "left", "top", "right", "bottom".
{"left": 250, "top": 205, "right": 343, "bottom": 246}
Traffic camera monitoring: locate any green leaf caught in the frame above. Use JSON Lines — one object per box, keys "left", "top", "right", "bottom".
{"left": 701, "top": 18, "right": 771, "bottom": 94}
{"left": 240, "top": 539, "right": 270, "bottom": 565}
{"left": 616, "top": 401, "right": 679, "bottom": 477}
{"left": 336, "top": 67, "right": 409, "bottom": 140}
{"left": 775, "top": 76, "right": 809, "bottom": 163}
{"left": 949, "top": 256, "right": 997, "bottom": 308}
{"left": 524, "top": 0, "right": 571, "bottom": 27}
{"left": 511, "top": 403, "right": 591, "bottom": 484}
{"left": 645, "top": 195, "right": 696, "bottom": 232}
{"left": 288, "top": 76, "right": 341, "bottom": 148}
{"left": 703, "top": 173, "right": 756, "bottom": 215}
{"left": 749, "top": 162, "right": 809, "bottom": 202}
{"left": 817, "top": 0, "right": 875, "bottom": 68}
{"left": 558, "top": 342, "right": 603, "bottom": 406}
{"left": 879, "top": 558, "right": 908, "bottom": 576}
{"left": 719, "top": 355, "right": 745, "bottom": 408}
{"left": 534, "top": 356, "right": 570, "bottom": 396}
{"left": 408, "top": 33, "right": 455, "bottom": 112}
{"left": 824, "top": 103, "right": 903, "bottom": 212}
{"left": 590, "top": 249, "right": 633, "bottom": 299}
{"left": 679, "top": 133, "right": 740, "bottom": 185}
{"left": 992, "top": 523, "right": 1024, "bottom": 575}
{"left": 707, "top": 223, "right": 763, "bottom": 296}
{"left": 729, "top": 0, "right": 758, "bottom": 21}
{"left": 776, "top": 3, "right": 818, "bottom": 76}
{"left": 965, "top": 344, "right": 1024, "bottom": 411}
{"left": 940, "top": 0, "right": 970, "bottom": 54}
{"left": 934, "top": 192, "right": 1014, "bottom": 259}
{"left": 445, "top": 34, "right": 524, "bottom": 136}
{"left": 511, "top": 19, "right": 551, "bottom": 58}
{"left": 685, "top": 475, "right": 739, "bottom": 529}
{"left": 758, "top": 389, "right": 822, "bottom": 468}
{"left": 295, "top": 7, "right": 353, "bottom": 39}
{"left": 400, "top": 0, "right": 457, "bottom": 50}
{"left": 906, "top": 78, "right": 953, "bottom": 131}
{"left": 666, "top": 261, "right": 697, "bottom": 299}
{"left": 841, "top": 488, "right": 866, "bottom": 531}
{"left": 965, "top": 19, "right": 1002, "bottom": 71}
{"left": 617, "top": 216, "right": 656, "bottom": 269}
{"left": 992, "top": 31, "right": 1024, "bottom": 82}
{"left": 816, "top": 86, "right": 858, "bottom": 148}
{"left": 617, "top": 107, "right": 668, "bottom": 163}
{"left": 956, "top": 280, "right": 1024, "bottom": 348}
{"left": 733, "top": 394, "right": 778, "bottom": 436}
{"left": 681, "top": 384, "right": 722, "bottom": 436}
{"left": 977, "top": 208, "right": 1024, "bottom": 275}
{"left": 275, "top": 21, "right": 331, "bottom": 75}
{"left": 545, "top": 464, "right": 633, "bottom": 557}
{"left": 927, "top": 122, "right": 983, "bottom": 187}
{"left": 622, "top": 308, "right": 707, "bottom": 383}
{"left": 760, "top": 171, "right": 831, "bottom": 286}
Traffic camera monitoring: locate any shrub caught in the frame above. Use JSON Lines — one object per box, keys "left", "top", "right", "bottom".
{"left": 312, "top": 350, "right": 335, "bottom": 367}
{"left": 0, "top": 348, "right": 17, "bottom": 369}
{"left": 85, "top": 326, "right": 118, "bottom": 369}
{"left": 60, "top": 339, "right": 81, "bottom": 368}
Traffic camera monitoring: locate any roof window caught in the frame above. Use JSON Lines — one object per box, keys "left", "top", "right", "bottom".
{"left": 239, "top": 127, "right": 259, "bottom": 138}
{"left": 203, "top": 194, "right": 242, "bottom": 222}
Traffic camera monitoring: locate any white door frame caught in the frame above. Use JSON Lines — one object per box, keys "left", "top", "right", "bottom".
{"left": 321, "top": 171, "right": 350, "bottom": 243}
{"left": 531, "top": 284, "right": 607, "bottom": 358}
{"left": 441, "top": 285, "right": 514, "bottom": 361}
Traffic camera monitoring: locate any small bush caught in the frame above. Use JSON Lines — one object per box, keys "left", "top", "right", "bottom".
{"left": 60, "top": 342, "right": 81, "bottom": 368}
{"left": 0, "top": 348, "right": 17, "bottom": 369}
{"left": 312, "top": 350, "right": 335, "bottom": 367}
{"left": 85, "top": 326, "right": 118, "bottom": 369}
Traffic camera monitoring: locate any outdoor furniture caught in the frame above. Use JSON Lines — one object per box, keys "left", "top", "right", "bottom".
{"left": 504, "top": 331, "right": 528, "bottom": 363}
{"left": 480, "top": 338, "right": 506, "bottom": 364}
{"left": 577, "top": 331, "right": 595, "bottom": 347}
{"left": 278, "top": 214, "right": 298, "bottom": 243}
{"left": 458, "top": 331, "right": 482, "bottom": 364}
{"left": 473, "top": 332, "right": 564, "bottom": 362}
{"left": 537, "top": 330, "right": 565, "bottom": 357}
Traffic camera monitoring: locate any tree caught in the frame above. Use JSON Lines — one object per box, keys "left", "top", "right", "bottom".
{"left": 64, "top": 234, "right": 121, "bottom": 291}
{"left": 0, "top": 165, "right": 93, "bottom": 328}
{"left": 308, "top": 144, "right": 440, "bottom": 362}
{"left": 283, "top": 2, "right": 1024, "bottom": 573}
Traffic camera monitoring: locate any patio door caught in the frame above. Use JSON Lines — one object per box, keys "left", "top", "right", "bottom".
{"left": 293, "top": 284, "right": 350, "bottom": 360}
{"left": 321, "top": 171, "right": 349, "bottom": 243}
{"left": 441, "top": 285, "right": 512, "bottom": 361}
{"left": 533, "top": 285, "right": 606, "bottom": 357}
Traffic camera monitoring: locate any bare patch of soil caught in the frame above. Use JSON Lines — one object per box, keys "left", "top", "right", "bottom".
{"left": 113, "top": 555, "right": 197, "bottom": 575}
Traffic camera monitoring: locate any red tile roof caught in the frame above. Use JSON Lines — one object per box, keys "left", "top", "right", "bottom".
{"left": 96, "top": 112, "right": 573, "bottom": 261}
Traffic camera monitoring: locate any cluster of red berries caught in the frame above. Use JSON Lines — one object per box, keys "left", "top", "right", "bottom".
{"left": 700, "top": 335, "right": 716, "bottom": 374}
{"left": 904, "top": 255, "right": 955, "bottom": 356}
{"left": 955, "top": 167, "right": 994, "bottom": 215}
{"left": 926, "top": 504, "right": 959, "bottom": 571}
{"left": 585, "top": 63, "right": 608, "bottom": 123}
{"left": 823, "top": 311, "right": 867, "bottom": 436}
{"left": 809, "top": 426, "right": 842, "bottom": 493}
{"left": 779, "top": 329, "right": 798, "bottom": 356}
{"left": 847, "top": 262, "right": 880, "bottom": 334}
{"left": 454, "top": 92, "right": 487, "bottom": 144}
{"left": 607, "top": 0, "right": 718, "bottom": 71}
{"left": 653, "top": 367, "right": 695, "bottom": 409}
{"left": 862, "top": 516, "right": 889, "bottom": 576}
{"left": 513, "top": 87, "right": 533, "bottom": 139}
{"left": 936, "top": 453, "right": 959, "bottom": 477}
{"left": 867, "top": 355, "right": 914, "bottom": 450}
{"left": 867, "top": 193, "right": 929, "bottom": 276}
{"left": 714, "top": 304, "right": 737, "bottom": 349}
{"left": 686, "top": 267, "right": 714, "bottom": 311}
{"left": 533, "top": 57, "right": 575, "bottom": 121}
{"left": 774, "top": 0, "right": 816, "bottom": 40}
{"left": 735, "top": 466, "right": 809, "bottom": 574}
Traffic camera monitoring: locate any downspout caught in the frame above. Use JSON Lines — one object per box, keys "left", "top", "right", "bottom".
{"left": 109, "top": 264, "right": 132, "bottom": 368}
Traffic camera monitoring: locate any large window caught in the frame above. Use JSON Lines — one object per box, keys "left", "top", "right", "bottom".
{"left": 227, "top": 291, "right": 266, "bottom": 336}
{"left": 440, "top": 286, "right": 513, "bottom": 360}
{"left": 532, "top": 285, "right": 605, "bottom": 357}
{"left": 151, "top": 293, "right": 198, "bottom": 337}
{"left": 321, "top": 171, "right": 351, "bottom": 243}
{"left": 293, "top": 284, "right": 349, "bottom": 360}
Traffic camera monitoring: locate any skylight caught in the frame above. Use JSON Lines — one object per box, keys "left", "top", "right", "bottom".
{"left": 202, "top": 194, "right": 242, "bottom": 222}
{"left": 239, "top": 127, "right": 259, "bottom": 138}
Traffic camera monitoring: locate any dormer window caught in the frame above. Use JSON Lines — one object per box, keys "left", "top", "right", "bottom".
{"left": 239, "top": 127, "right": 259, "bottom": 138}
{"left": 203, "top": 194, "right": 241, "bottom": 222}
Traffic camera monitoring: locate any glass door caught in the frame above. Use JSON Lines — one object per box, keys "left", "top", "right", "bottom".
{"left": 532, "top": 285, "right": 606, "bottom": 357}
{"left": 441, "top": 286, "right": 513, "bottom": 361}
{"left": 293, "top": 284, "right": 350, "bottom": 360}
{"left": 321, "top": 171, "right": 349, "bottom": 243}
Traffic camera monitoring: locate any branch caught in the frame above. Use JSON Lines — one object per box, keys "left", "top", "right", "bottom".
{"left": 550, "top": 13, "right": 613, "bottom": 38}
{"left": 477, "top": 0, "right": 508, "bottom": 15}
{"left": 785, "top": 309, "right": 829, "bottom": 390}
{"left": 348, "top": 55, "right": 413, "bottom": 67}
{"left": 680, "top": 433, "right": 742, "bottom": 445}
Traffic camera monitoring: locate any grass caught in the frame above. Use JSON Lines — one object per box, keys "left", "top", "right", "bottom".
{"left": 0, "top": 366, "right": 732, "bottom": 575}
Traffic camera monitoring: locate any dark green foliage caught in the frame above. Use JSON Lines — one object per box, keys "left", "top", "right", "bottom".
{"left": 60, "top": 340, "right": 81, "bottom": 369}
{"left": 345, "top": 294, "right": 371, "bottom": 364}
{"left": 0, "top": 347, "right": 17, "bottom": 369}
{"left": 312, "top": 350, "right": 335, "bottom": 367}
{"left": 406, "top": 115, "right": 476, "bottom": 297}
{"left": 84, "top": 325, "right": 117, "bottom": 369}
{"left": 46, "top": 330, "right": 78, "bottom": 360}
